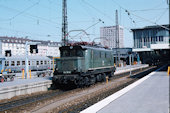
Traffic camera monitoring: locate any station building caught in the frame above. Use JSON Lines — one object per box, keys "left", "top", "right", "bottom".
{"left": 0, "top": 36, "right": 61, "bottom": 57}
{"left": 131, "top": 24, "right": 170, "bottom": 64}
{"left": 100, "top": 26, "right": 124, "bottom": 48}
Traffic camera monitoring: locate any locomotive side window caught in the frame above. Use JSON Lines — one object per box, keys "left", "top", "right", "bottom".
{"left": 62, "top": 50, "right": 70, "bottom": 57}
{"left": 105, "top": 52, "right": 110, "bottom": 58}
{"left": 61, "top": 49, "right": 84, "bottom": 57}
{"left": 11, "top": 61, "right": 15, "bottom": 66}
{"left": 5, "top": 61, "right": 9, "bottom": 66}
{"left": 22, "top": 61, "right": 25, "bottom": 65}
{"left": 94, "top": 51, "right": 99, "bottom": 58}
{"left": 76, "top": 50, "right": 83, "bottom": 57}
{"left": 17, "top": 61, "right": 20, "bottom": 66}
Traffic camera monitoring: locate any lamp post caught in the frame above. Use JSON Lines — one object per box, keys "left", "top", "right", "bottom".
{"left": 25, "top": 41, "right": 40, "bottom": 79}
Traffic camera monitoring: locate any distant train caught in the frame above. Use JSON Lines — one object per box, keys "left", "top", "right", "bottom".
{"left": 0, "top": 56, "right": 54, "bottom": 73}
{"left": 138, "top": 49, "right": 170, "bottom": 66}
{"left": 52, "top": 43, "right": 116, "bottom": 87}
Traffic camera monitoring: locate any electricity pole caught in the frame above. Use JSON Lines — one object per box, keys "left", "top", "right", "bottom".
{"left": 169, "top": 0, "right": 170, "bottom": 47}
{"left": 115, "top": 10, "right": 120, "bottom": 66}
{"left": 62, "top": 0, "right": 68, "bottom": 46}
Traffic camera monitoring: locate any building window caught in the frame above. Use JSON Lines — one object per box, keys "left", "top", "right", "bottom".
{"left": 44, "top": 61, "right": 47, "bottom": 64}
{"left": 37, "top": 61, "right": 39, "bottom": 65}
{"left": 22, "top": 61, "right": 25, "bottom": 65}
{"left": 5, "top": 61, "right": 9, "bottom": 66}
{"left": 28, "top": 61, "right": 30, "bottom": 65}
{"left": 159, "top": 36, "right": 163, "bottom": 42}
{"left": 41, "top": 61, "right": 43, "bottom": 65}
{"left": 17, "top": 61, "right": 20, "bottom": 66}
{"left": 11, "top": 61, "right": 15, "bottom": 66}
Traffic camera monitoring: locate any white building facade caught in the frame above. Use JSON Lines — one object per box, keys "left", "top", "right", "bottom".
{"left": 100, "top": 26, "right": 124, "bottom": 48}
{"left": 0, "top": 37, "right": 61, "bottom": 57}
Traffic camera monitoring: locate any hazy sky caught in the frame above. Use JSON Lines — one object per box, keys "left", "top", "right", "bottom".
{"left": 0, "top": 0, "right": 169, "bottom": 47}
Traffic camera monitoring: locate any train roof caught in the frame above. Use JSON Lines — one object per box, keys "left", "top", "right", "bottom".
{"left": 0, "top": 55, "right": 5, "bottom": 60}
{"left": 4, "top": 56, "right": 51, "bottom": 60}
{"left": 60, "top": 45, "right": 112, "bottom": 52}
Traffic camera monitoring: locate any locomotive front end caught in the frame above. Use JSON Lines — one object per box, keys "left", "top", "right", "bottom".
{"left": 53, "top": 46, "right": 85, "bottom": 85}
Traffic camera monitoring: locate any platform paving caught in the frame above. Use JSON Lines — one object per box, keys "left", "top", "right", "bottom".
{"left": 82, "top": 71, "right": 169, "bottom": 113}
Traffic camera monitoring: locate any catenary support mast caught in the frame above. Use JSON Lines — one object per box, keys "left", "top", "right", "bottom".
{"left": 62, "top": 0, "right": 68, "bottom": 46}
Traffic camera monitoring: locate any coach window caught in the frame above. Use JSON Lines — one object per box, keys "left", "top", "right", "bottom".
{"left": 41, "top": 61, "right": 43, "bottom": 65}
{"left": 11, "top": 61, "right": 15, "bottom": 66}
{"left": 17, "top": 61, "right": 20, "bottom": 66}
{"left": 5, "top": 61, "right": 9, "bottom": 66}
{"left": 37, "top": 61, "right": 39, "bottom": 65}
{"left": 22, "top": 61, "right": 25, "bottom": 65}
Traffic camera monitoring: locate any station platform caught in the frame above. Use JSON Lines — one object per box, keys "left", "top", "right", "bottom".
{"left": 0, "top": 64, "right": 148, "bottom": 100}
{"left": 0, "top": 77, "right": 52, "bottom": 100}
{"left": 81, "top": 67, "right": 169, "bottom": 113}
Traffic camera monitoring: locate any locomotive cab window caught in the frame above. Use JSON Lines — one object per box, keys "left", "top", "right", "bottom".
{"left": 61, "top": 49, "right": 84, "bottom": 57}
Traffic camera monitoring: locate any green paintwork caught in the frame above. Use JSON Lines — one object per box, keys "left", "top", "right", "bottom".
{"left": 55, "top": 45, "right": 114, "bottom": 73}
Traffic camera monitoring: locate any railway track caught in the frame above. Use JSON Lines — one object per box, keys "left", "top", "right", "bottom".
{"left": 0, "top": 66, "right": 156, "bottom": 112}
{"left": 0, "top": 90, "right": 64, "bottom": 112}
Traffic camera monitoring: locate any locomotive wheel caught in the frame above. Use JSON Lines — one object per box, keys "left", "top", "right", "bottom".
{"left": 102, "top": 73, "right": 106, "bottom": 82}
{"left": 90, "top": 76, "right": 96, "bottom": 85}
{"left": 110, "top": 71, "right": 114, "bottom": 77}
{"left": 96, "top": 74, "right": 102, "bottom": 82}
{"left": 84, "top": 77, "right": 89, "bottom": 86}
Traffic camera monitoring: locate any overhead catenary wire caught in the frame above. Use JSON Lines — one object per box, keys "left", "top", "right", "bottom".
{"left": 111, "top": 0, "right": 169, "bottom": 31}
{"left": 0, "top": 26, "right": 61, "bottom": 40}
{"left": 130, "top": 7, "right": 168, "bottom": 12}
{"left": 0, "top": 4, "right": 60, "bottom": 26}
{"left": 3, "top": 1, "right": 40, "bottom": 21}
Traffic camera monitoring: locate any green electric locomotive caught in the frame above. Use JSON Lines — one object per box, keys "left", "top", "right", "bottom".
{"left": 53, "top": 44, "right": 116, "bottom": 87}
